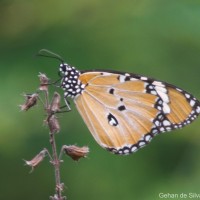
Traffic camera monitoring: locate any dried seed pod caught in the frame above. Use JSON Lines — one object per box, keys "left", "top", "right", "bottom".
{"left": 48, "top": 115, "right": 60, "bottom": 134}
{"left": 24, "top": 149, "right": 47, "bottom": 172}
{"left": 62, "top": 145, "right": 89, "bottom": 161}
{"left": 20, "top": 93, "right": 38, "bottom": 111}
{"left": 38, "top": 73, "right": 49, "bottom": 91}
{"left": 50, "top": 92, "right": 61, "bottom": 112}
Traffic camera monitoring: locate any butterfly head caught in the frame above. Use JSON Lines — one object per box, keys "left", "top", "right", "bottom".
{"left": 59, "top": 63, "right": 85, "bottom": 98}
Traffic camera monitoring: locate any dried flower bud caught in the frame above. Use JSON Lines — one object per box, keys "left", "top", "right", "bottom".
{"left": 62, "top": 145, "right": 89, "bottom": 161}
{"left": 50, "top": 92, "right": 61, "bottom": 112}
{"left": 50, "top": 194, "right": 66, "bottom": 200}
{"left": 24, "top": 149, "right": 47, "bottom": 172}
{"left": 20, "top": 93, "right": 38, "bottom": 111}
{"left": 48, "top": 115, "right": 60, "bottom": 134}
{"left": 38, "top": 72, "right": 49, "bottom": 91}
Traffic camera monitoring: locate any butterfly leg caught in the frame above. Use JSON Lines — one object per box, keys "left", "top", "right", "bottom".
{"left": 50, "top": 78, "right": 62, "bottom": 88}
{"left": 64, "top": 98, "right": 71, "bottom": 111}
{"left": 50, "top": 100, "right": 71, "bottom": 115}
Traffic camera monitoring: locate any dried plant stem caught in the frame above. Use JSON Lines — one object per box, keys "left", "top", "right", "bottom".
{"left": 50, "top": 131, "right": 63, "bottom": 200}
{"left": 44, "top": 89, "right": 65, "bottom": 200}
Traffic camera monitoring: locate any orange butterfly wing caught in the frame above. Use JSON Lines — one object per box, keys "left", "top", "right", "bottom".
{"left": 73, "top": 71, "right": 200, "bottom": 154}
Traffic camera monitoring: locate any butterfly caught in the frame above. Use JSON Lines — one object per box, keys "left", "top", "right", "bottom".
{"left": 38, "top": 49, "right": 200, "bottom": 155}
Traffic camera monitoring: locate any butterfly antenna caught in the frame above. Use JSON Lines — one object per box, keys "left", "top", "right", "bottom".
{"left": 36, "top": 49, "right": 64, "bottom": 63}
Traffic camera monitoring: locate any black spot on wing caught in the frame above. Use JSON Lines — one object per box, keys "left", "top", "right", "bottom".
{"left": 109, "top": 88, "right": 115, "bottom": 94}
{"left": 125, "top": 76, "right": 130, "bottom": 81}
{"left": 118, "top": 105, "right": 126, "bottom": 111}
{"left": 107, "top": 113, "right": 118, "bottom": 126}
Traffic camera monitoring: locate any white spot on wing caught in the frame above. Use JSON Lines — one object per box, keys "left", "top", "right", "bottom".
{"left": 140, "top": 76, "right": 148, "bottom": 81}
{"left": 102, "top": 72, "right": 112, "bottom": 76}
{"left": 131, "top": 146, "right": 138, "bottom": 152}
{"left": 138, "top": 141, "right": 146, "bottom": 147}
{"left": 145, "top": 135, "right": 152, "bottom": 142}
{"left": 109, "top": 118, "right": 116, "bottom": 125}
{"left": 130, "top": 77, "right": 138, "bottom": 81}
{"left": 185, "top": 93, "right": 190, "bottom": 98}
{"left": 197, "top": 106, "right": 200, "bottom": 113}
{"left": 156, "top": 90, "right": 169, "bottom": 103}
{"left": 123, "top": 149, "right": 129, "bottom": 154}
{"left": 152, "top": 81, "right": 165, "bottom": 87}
{"left": 163, "top": 120, "right": 171, "bottom": 126}
{"left": 119, "top": 75, "right": 126, "bottom": 83}
{"left": 163, "top": 102, "right": 170, "bottom": 114}
{"left": 155, "top": 86, "right": 167, "bottom": 93}
{"left": 150, "top": 90, "right": 157, "bottom": 95}
{"left": 176, "top": 88, "right": 182, "bottom": 92}
{"left": 190, "top": 99, "right": 195, "bottom": 107}
{"left": 155, "top": 120, "right": 160, "bottom": 126}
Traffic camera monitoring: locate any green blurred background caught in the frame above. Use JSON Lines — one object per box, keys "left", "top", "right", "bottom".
{"left": 0, "top": 0, "right": 200, "bottom": 199}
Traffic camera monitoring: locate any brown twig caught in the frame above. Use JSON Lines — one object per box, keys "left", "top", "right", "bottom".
{"left": 42, "top": 78, "right": 65, "bottom": 200}
{"left": 49, "top": 131, "right": 64, "bottom": 200}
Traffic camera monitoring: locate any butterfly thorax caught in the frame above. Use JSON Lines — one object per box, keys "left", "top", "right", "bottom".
{"left": 59, "top": 63, "right": 85, "bottom": 98}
